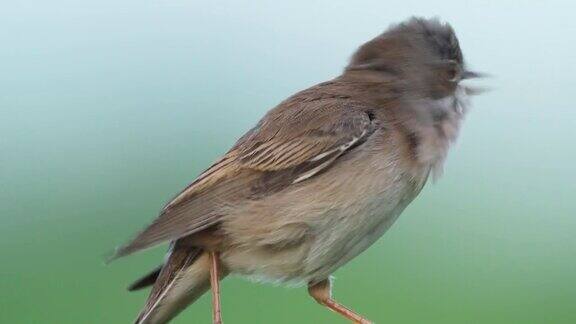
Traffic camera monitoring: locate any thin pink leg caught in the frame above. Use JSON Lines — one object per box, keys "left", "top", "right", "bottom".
{"left": 209, "top": 251, "right": 222, "bottom": 324}
{"left": 308, "top": 278, "right": 372, "bottom": 324}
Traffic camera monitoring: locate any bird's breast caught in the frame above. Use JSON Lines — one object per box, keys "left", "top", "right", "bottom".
{"left": 220, "top": 130, "right": 429, "bottom": 284}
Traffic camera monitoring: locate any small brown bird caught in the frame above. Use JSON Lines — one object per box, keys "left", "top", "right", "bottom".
{"left": 112, "top": 17, "right": 482, "bottom": 324}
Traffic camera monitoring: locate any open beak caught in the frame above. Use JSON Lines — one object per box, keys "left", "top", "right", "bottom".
{"left": 464, "top": 86, "right": 490, "bottom": 96}
{"left": 461, "top": 70, "right": 489, "bottom": 79}
{"left": 460, "top": 70, "right": 490, "bottom": 95}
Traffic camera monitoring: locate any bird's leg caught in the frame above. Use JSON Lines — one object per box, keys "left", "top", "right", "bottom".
{"left": 209, "top": 251, "right": 222, "bottom": 324}
{"left": 308, "top": 278, "right": 372, "bottom": 324}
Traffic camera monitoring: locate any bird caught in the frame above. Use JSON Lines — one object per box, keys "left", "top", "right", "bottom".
{"left": 111, "top": 17, "right": 483, "bottom": 324}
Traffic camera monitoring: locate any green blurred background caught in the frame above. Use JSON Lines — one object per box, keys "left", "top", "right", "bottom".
{"left": 1, "top": 1, "right": 575, "bottom": 323}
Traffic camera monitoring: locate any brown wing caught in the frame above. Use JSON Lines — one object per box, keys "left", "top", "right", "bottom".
{"left": 112, "top": 98, "right": 377, "bottom": 259}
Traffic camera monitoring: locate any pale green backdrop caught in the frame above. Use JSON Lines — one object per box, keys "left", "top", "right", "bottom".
{"left": 1, "top": 0, "right": 575, "bottom": 323}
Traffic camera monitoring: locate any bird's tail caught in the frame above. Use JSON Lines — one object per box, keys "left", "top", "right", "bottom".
{"left": 133, "top": 246, "right": 213, "bottom": 324}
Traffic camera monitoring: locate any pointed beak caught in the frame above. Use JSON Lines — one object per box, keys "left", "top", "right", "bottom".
{"left": 461, "top": 70, "right": 489, "bottom": 79}
{"left": 464, "top": 86, "right": 491, "bottom": 96}
{"left": 460, "top": 70, "right": 491, "bottom": 95}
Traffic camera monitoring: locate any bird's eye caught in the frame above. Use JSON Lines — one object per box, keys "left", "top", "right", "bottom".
{"left": 444, "top": 60, "right": 460, "bottom": 82}
{"left": 448, "top": 70, "right": 458, "bottom": 81}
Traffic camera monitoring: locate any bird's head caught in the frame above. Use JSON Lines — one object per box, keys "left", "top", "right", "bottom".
{"left": 345, "top": 17, "right": 483, "bottom": 99}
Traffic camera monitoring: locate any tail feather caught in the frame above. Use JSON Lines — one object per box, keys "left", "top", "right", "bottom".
{"left": 134, "top": 246, "right": 211, "bottom": 324}
{"left": 128, "top": 266, "right": 162, "bottom": 291}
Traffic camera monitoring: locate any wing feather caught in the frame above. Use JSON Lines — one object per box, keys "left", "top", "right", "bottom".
{"left": 112, "top": 99, "right": 378, "bottom": 259}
